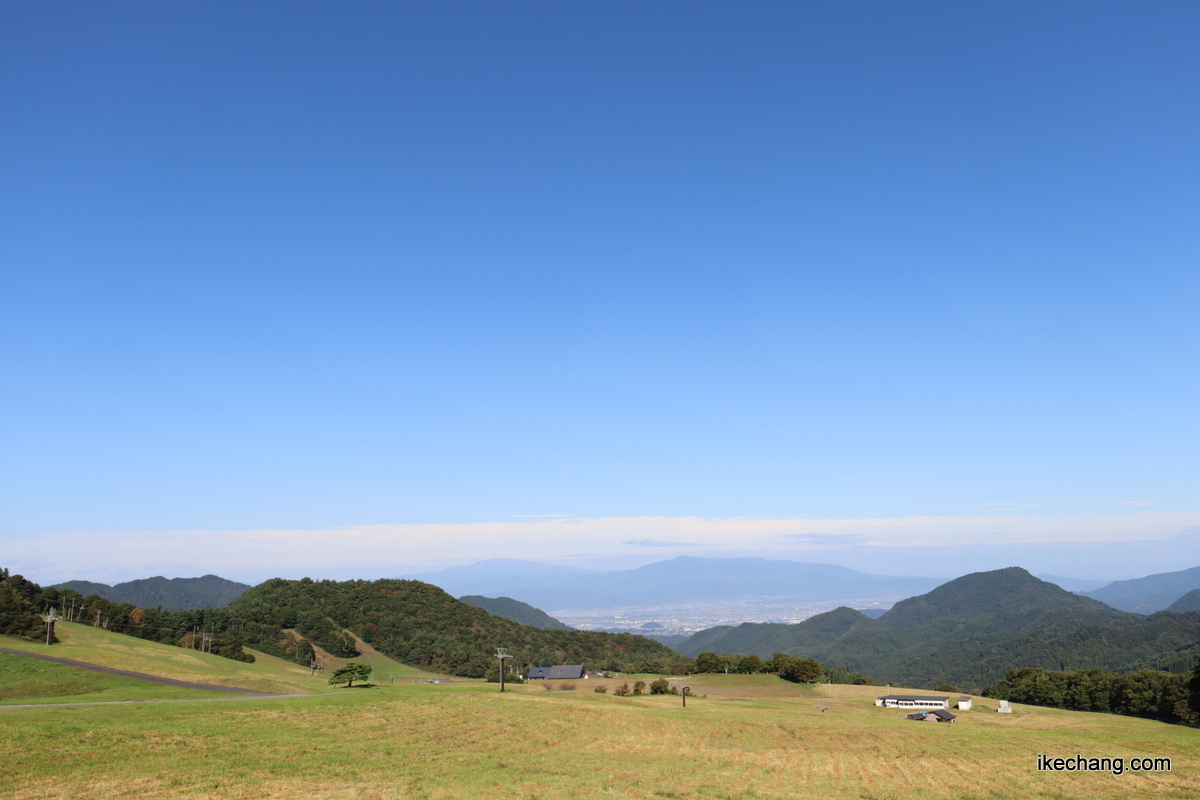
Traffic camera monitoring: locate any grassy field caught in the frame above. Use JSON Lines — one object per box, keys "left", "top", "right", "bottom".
{"left": 0, "top": 622, "right": 432, "bottom": 695}
{"left": 0, "top": 653, "right": 225, "bottom": 705}
{"left": 1, "top": 666, "right": 1195, "bottom": 799}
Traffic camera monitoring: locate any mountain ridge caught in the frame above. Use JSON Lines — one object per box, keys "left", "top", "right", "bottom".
{"left": 674, "top": 567, "right": 1199, "bottom": 688}
{"left": 1081, "top": 566, "right": 1200, "bottom": 614}
{"left": 53, "top": 574, "right": 253, "bottom": 610}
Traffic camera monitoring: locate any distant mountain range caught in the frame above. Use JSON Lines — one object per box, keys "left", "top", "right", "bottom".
{"left": 459, "top": 595, "right": 573, "bottom": 630}
{"left": 53, "top": 575, "right": 252, "bottom": 610}
{"left": 1080, "top": 566, "right": 1200, "bottom": 614}
{"left": 402, "top": 556, "right": 946, "bottom": 611}
{"left": 674, "top": 567, "right": 1200, "bottom": 689}
{"left": 1035, "top": 574, "right": 1112, "bottom": 592}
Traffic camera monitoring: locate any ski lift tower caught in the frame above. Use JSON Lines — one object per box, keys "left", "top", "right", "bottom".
{"left": 495, "top": 648, "right": 512, "bottom": 692}
{"left": 44, "top": 607, "right": 59, "bottom": 645}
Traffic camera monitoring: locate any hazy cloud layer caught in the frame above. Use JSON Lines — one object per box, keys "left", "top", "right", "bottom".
{"left": 6, "top": 513, "right": 1199, "bottom": 586}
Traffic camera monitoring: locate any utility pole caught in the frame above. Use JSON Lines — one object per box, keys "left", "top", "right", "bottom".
{"left": 94, "top": 610, "right": 101, "bottom": 628}
{"left": 495, "top": 648, "right": 512, "bottom": 692}
{"left": 45, "top": 607, "right": 59, "bottom": 645}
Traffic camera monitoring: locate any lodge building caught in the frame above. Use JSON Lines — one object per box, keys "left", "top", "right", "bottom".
{"left": 874, "top": 694, "right": 950, "bottom": 710}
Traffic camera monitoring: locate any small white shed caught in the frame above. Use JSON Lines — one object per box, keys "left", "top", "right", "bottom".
{"left": 957, "top": 696, "right": 972, "bottom": 710}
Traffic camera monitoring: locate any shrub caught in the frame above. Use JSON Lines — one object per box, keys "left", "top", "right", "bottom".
{"left": 649, "top": 678, "right": 670, "bottom": 695}
{"left": 633, "top": 680, "right": 646, "bottom": 696}
{"left": 614, "top": 682, "right": 631, "bottom": 697}
{"left": 559, "top": 683, "right": 576, "bottom": 692}
{"left": 541, "top": 682, "right": 554, "bottom": 691}
{"left": 594, "top": 685, "right": 608, "bottom": 693}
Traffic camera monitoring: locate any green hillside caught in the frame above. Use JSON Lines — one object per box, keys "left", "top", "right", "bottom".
{"left": 228, "top": 577, "right": 677, "bottom": 676}
{"left": 459, "top": 595, "right": 572, "bottom": 629}
{"left": 53, "top": 574, "right": 252, "bottom": 610}
{"left": 677, "top": 568, "right": 1200, "bottom": 689}
{"left": 1168, "top": 588, "right": 1200, "bottom": 613}
{"left": 878, "top": 566, "right": 1118, "bottom": 628}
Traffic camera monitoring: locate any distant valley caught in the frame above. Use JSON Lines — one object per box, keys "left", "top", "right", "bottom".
{"left": 402, "top": 556, "right": 945, "bottom": 633}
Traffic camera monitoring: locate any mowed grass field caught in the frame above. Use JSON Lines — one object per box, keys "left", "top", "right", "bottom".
{"left": 0, "top": 622, "right": 432, "bottom": 695}
{"left": 0, "top": 653, "right": 225, "bottom": 705}
{"left": 1, "top": 663, "right": 1196, "bottom": 800}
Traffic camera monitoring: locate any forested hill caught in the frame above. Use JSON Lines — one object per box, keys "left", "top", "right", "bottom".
{"left": 676, "top": 568, "right": 1200, "bottom": 690}
{"left": 1168, "top": 589, "right": 1200, "bottom": 613}
{"left": 877, "top": 566, "right": 1118, "bottom": 628}
{"left": 53, "top": 575, "right": 252, "bottom": 610}
{"left": 459, "top": 595, "right": 572, "bottom": 630}
{"left": 227, "top": 577, "right": 675, "bottom": 676}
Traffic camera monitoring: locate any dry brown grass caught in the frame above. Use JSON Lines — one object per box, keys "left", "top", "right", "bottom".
{"left": 2, "top": 677, "right": 1196, "bottom": 799}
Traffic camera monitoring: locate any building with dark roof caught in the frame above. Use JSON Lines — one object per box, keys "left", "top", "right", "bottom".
{"left": 527, "top": 665, "right": 585, "bottom": 680}
{"left": 931, "top": 709, "right": 956, "bottom": 722}
{"left": 546, "top": 665, "right": 585, "bottom": 680}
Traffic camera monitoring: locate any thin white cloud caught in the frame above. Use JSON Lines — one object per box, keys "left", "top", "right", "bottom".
{"left": 781, "top": 532, "right": 869, "bottom": 545}
{"left": 1121, "top": 500, "right": 1153, "bottom": 507}
{"left": 5, "top": 512, "right": 1200, "bottom": 585}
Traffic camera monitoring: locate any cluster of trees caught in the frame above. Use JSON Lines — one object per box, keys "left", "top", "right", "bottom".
{"left": 982, "top": 665, "right": 1200, "bottom": 727}
{"left": 224, "top": 577, "right": 678, "bottom": 677}
{"left": 691, "top": 651, "right": 874, "bottom": 684}
{"left": 0, "top": 569, "right": 52, "bottom": 641}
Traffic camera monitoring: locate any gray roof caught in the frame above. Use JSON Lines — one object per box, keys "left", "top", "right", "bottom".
{"left": 546, "top": 665, "right": 585, "bottom": 679}
{"left": 527, "top": 667, "right": 550, "bottom": 679}
{"left": 931, "top": 709, "right": 956, "bottom": 720}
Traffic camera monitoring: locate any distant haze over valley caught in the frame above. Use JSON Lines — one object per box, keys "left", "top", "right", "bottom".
{"left": 402, "top": 556, "right": 946, "bottom": 633}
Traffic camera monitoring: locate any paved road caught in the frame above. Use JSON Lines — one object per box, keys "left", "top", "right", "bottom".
{"left": 0, "top": 646, "right": 281, "bottom": 696}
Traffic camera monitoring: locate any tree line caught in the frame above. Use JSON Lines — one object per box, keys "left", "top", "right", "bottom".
{"left": 691, "top": 651, "right": 875, "bottom": 684}
{"left": 982, "top": 665, "right": 1200, "bottom": 727}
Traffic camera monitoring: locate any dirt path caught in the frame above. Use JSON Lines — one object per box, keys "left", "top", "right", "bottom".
{"left": 0, "top": 646, "right": 282, "bottom": 696}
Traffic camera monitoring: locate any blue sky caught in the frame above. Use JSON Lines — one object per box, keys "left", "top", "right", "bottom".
{"left": 2, "top": 3, "right": 1198, "bottom": 582}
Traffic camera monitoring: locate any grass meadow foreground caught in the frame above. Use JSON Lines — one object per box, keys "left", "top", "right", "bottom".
{"left": 1, "top": 667, "right": 1197, "bottom": 800}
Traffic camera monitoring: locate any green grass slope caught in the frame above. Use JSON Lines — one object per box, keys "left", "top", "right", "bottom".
{"left": 0, "top": 652, "right": 222, "bottom": 705}
{"left": 0, "top": 622, "right": 420, "bottom": 695}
